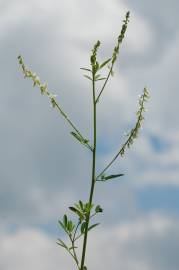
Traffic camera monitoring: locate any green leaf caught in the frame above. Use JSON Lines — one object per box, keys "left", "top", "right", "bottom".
{"left": 95, "top": 61, "right": 99, "bottom": 72}
{"left": 70, "top": 132, "right": 89, "bottom": 146}
{"left": 81, "top": 222, "right": 86, "bottom": 234}
{"left": 100, "top": 174, "right": 124, "bottom": 181}
{"left": 69, "top": 206, "right": 84, "bottom": 220}
{"left": 69, "top": 246, "right": 78, "bottom": 251}
{"left": 83, "top": 75, "right": 92, "bottom": 81}
{"left": 95, "top": 205, "right": 103, "bottom": 213}
{"left": 88, "top": 223, "right": 100, "bottom": 232}
{"left": 57, "top": 238, "right": 68, "bottom": 249}
{"left": 69, "top": 206, "right": 78, "bottom": 213}
{"left": 79, "top": 200, "right": 84, "bottom": 210}
{"left": 80, "top": 68, "right": 92, "bottom": 72}
{"left": 67, "top": 220, "right": 75, "bottom": 232}
{"left": 84, "top": 202, "right": 94, "bottom": 213}
{"left": 63, "top": 215, "right": 68, "bottom": 227}
{"left": 99, "top": 58, "right": 111, "bottom": 69}
{"left": 104, "top": 174, "right": 124, "bottom": 180}
{"left": 96, "top": 77, "right": 106, "bottom": 81}
{"left": 94, "top": 74, "right": 101, "bottom": 80}
{"left": 111, "top": 69, "right": 114, "bottom": 76}
{"left": 58, "top": 220, "right": 66, "bottom": 232}
{"left": 74, "top": 203, "right": 82, "bottom": 211}
{"left": 70, "top": 132, "right": 83, "bottom": 142}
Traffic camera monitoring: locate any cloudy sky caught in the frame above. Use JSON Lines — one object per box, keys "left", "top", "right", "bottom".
{"left": 0, "top": 0, "right": 179, "bottom": 269}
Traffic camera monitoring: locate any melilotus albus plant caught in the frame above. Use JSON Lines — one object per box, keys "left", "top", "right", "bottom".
{"left": 18, "top": 11, "right": 149, "bottom": 270}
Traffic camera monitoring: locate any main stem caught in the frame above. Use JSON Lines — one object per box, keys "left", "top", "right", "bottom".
{"left": 80, "top": 73, "right": 97, "bottom": 270}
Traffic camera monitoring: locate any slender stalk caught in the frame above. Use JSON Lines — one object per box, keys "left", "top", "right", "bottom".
{"left": 54, "top": 100, "right": 93, "bottom": 151}
{"left": 69, "top": 234, "right": 80, "bottom": 269}
{"left": 95, "top": 63, "right": 114, "bottom": 104}
{"left": 80, "top": 72, "right": 97, "bottom": 270}
{"left": 17, "top": 55, "right": 93, "bottom": 152}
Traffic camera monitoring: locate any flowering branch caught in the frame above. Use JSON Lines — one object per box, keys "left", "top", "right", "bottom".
{"left": 95, "top": 11, "right": 130, "bottom": 104}
{"left": 18, "top": 55, "right": 93, "bottom": 151}
{"left": 96, "top": 87, "right": 150, "bottom": 180}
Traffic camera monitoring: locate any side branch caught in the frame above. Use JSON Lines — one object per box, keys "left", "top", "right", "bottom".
{"left": 18, "top": 55, "right": 93, "bottom": 151}
{"left": 96, "top": 88, "right": 150, "bottom": 180}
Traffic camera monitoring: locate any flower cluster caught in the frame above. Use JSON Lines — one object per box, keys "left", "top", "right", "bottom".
{"left": 112, "top": 11, "right": 130, "bottom": 65}
{"left": 90, "top": 40, "right": 101, "bottom": 74}
{"left": 120, "top": 87, "right": 150, "bottom": 156}
{"left": 18, "top": 55, "right": 58, "bottom": 108}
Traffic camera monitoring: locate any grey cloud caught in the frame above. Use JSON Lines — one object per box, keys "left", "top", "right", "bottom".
{"left": 0, "top": 0, "right": 178, "bottom": 241}
{"left": 1, "top": 214, "right": 178, "bottom": 270}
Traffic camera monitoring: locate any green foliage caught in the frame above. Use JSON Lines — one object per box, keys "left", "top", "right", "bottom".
{"left": 97, "top": 173, "right": 124, "bottom": 182}
{"left": 18, "top": 11, "right": 150, "bottom": 270}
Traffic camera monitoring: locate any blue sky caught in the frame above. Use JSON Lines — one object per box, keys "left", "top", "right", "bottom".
{"left": 0, "top": 1, "right": 179, "bottom": 269}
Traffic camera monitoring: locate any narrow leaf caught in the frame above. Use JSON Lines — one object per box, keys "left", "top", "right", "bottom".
{"left": 79, "top": 200, "right": 84, "bottom": 210}
{"left": 63, "top": 215, "right": 68, "bottom": 227}
{"left": 80, "top": 68, "right": 92, "bottom": 72}
{"left": 57, "top": 238, "right": 68, "bottom": 249}
{"left": 83, "top": 75, "right": 92, "bottom": 81}
{"left": 104, "top": 174, "right": 124, "bottom": 180}
{"left": 88, "top": 223, "right": 100, "bottom": 232}
{"left": 69, "top": 207, "right": 84, "bottom": 220}
{"left": 96, "top": 77, "right": 106, "bottom": 81}
{"left": 58, "top": 220, "right": 66, "bottom": 232}
{"left": 81, "top": 222, "right": 86, "bottom": 234}
{"left": 70, "top": 132, "right": 89, "bottom": 146}
{"left": 70, "top": 132, "right": 83, "bottom": 143}
{"left": 99, "top": 58, "right": 111, "bottom": 69}
{"left": 69, "top": 206, "right": 78, "bottom": 214}
{"left": 67, "top": 220, "right": 75, "bottom": 232}
{"left": 94, "top": 74, "right": 101, "bottom": 80}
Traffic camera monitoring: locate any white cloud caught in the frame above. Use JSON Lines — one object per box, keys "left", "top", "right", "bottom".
{"left": 0, "top": 228, "right": 73, "bottom": 270}
{"left": 1, "top": 214, "right": 178, "bottom": 270}
{"left": 0, "top": 0, "right": 178, "bottom": 244}
{"left": 126, "top": 12, "right": 154, "bottom": 54}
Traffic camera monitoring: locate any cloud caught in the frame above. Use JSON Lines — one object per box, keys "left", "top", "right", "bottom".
{"left": 0, "top": 0, "right": 178, "bottom": 250}
{"left": 0, "top": 227, "right": 73, "bottom": 270}
{"left": 0, "top": 214, "right": 178, "bottom": 270}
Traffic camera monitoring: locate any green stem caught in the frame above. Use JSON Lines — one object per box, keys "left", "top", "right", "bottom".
{"left": 54, "top": 100, "right": 93, "bottom": 152}
{"left": 69, "top": 234, "right": 80, "bottom": 269}
{"left": 95, "top": 63, "right": 114, "bottom": 104}
{"left": 80, "top": 72, "right": 97, "bottom": 270}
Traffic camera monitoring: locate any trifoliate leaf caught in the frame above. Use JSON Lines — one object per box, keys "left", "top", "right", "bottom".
{"left": 95, "top": 205, "right": 103, "bottom": 213}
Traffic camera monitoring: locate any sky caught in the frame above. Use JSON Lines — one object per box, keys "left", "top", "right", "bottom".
{"left": 0, "top": 0, "right": 179, "bottom": 269}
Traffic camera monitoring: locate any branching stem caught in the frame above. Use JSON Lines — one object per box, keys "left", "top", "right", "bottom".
{"left": 80, "top": 70, "right": 97, "bottom": 270}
